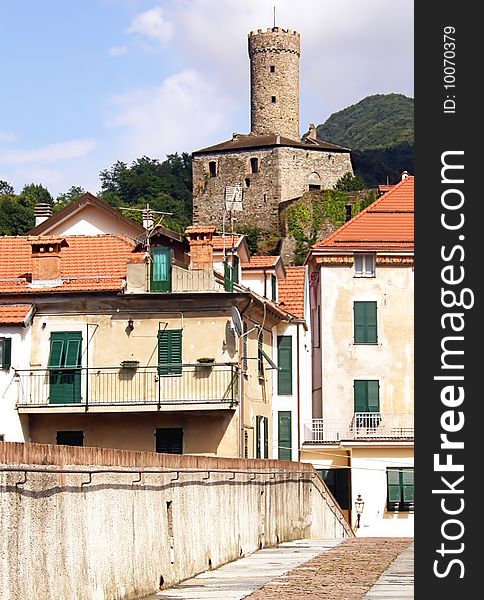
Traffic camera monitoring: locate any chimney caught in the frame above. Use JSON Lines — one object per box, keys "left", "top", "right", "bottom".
{"left": 401, "top": 170, "right": 409, "bottom": 181}
{"left": 307, "top": 123, "right": 317, "bottom": 140}
{"left": 345, "top": 204, "right": 352, "bottom": 222}
{"left": 34, "top": 202, "right": 53, "bottom": 226}
{"left": 29, "top": 237, "right": 67, "bottom": 286}
{"left": 184, "top": 225, "right": 217, "bottom": 270}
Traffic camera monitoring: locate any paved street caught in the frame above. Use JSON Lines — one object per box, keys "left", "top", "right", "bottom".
{"left": 141, "top": 538, "right": 413, "bottom": 600}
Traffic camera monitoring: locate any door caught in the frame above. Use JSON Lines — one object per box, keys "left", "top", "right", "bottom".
{"left": 278, "top": 411, "right": 292, "bottom": 460}
{"left": 151, "top": 246, "right": 172, "bottom": 292}
{"left": 48, "top": 332, "right": 82, "bottom": 404}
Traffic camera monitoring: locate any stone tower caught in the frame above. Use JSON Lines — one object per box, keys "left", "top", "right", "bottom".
{"left": 248, "top": 28, "right": 300, "bottom": 140}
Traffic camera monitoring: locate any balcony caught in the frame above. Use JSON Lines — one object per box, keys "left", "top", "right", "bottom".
{"left": 15, "top": 364, "right": 239, "bottom": 413}
{"left": 303, "top": 413, "right": 414, "bottom": 443}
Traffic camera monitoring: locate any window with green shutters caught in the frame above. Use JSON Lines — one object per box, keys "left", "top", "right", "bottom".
{"left": 354, "top": 380, "right": 380, "bottom": 429}
{"left": 354, "top": 301, "right": 377, "bottom": 344}
{"left": 151, "top": 246, "right": 172, "bottom": 292}
{"left": 277, "top": 336, "right": 292, "bottom": 395}
{"left": 48, "top": 332, "right": 82, "bottom": 404}
{"left": 278, "top": 411, "right": 292, "bottom": 460}
{"left": 271, "top": 274, "right": 277, "bottom": 301}
{"left": 387, "top": 468, "right": 414, "bottom": 512}
{"left": 0, "top": 337, "right": 12, "bottom": 369}
{"left": 232, "top": 255, "right": 240, "bottom": 284}
{"left": 158, "top": 329, "right": 182, "bottom": 375}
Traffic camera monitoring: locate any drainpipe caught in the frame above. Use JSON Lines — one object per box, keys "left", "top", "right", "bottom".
{"left": 296, "top": 321, "right": 301, "bottom": 462}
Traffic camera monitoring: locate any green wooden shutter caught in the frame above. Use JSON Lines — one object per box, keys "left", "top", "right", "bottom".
{"left": 232, "top": 255, "right": 239, "bottom": 284}
{"left": 402, "top": 469, "right": 414, "bottom": 503}
{"left": 257, "top": 332, "right": 263, "bottom": 377}
{"left": 255, "top": 416, "right": 261, "bottom": 458}
{"left": 354, "top": 380, "right": 367, "bottom": 412}
{"left": 354, "top": 302, "right": 377, "bottom": 343}
{"left": 277, "top": 336, "right": 292, "bottom": 395}
{"left": 271, "top": 275, "right": 277, "bottom": 301}
{"left": 64, "top": 339, "right": 81, "bottom": 367}
{"left": 48, "top": 332, "right": 82, "bottom": 404}
{"left": 151, "top": 247, "right": 172, "bottom": 292}
{"left": 367, "top": 381, "right": 380, "bottom": 412}
{"left": 354, "top": 302, "right": 366, "bottom": 343}
{"left": 263, "top": 416, "right": 269, "bottom": 459}
{"left": 224, "top": 260, "right": 233, "bottom": 292}
{"left": 2, "top": 338, "right": 12, "bottom": 369}
{"left": 387, "top": 469, "right": 402, "bottom": 503}
{"left": 278, "top": 411, "right": 292, "bottom": 460}
{"left": 158, "top": 329, "right": 182, "bottom": 375}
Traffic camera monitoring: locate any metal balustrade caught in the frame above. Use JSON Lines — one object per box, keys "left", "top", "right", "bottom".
{"left": 15, "top": 364, "right": 239, "bottom": 410}
{"left": 304, "top": 413, "right": 414, "bottom": 443}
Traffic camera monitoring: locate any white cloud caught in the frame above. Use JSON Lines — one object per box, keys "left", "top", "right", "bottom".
{"left": 107, "top": 69, "right": 234, "bottom": 159}
{"left": 109, "top": 45, "right": 128, "bottom": 58}
{"left": 0, "top": 139, "right": 98, "bottom": 166}
{"left": 0, "top": 131, "right": 16, "bottom": 142}
{"left": 127, "top": 6, "right": 174, "bottom": 46}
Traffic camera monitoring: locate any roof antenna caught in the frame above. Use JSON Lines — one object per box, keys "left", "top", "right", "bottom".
{"left": 273, "top": 5, "right": 276, "bottom": 28}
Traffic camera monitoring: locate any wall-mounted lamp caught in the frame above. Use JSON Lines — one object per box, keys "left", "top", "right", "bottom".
{"left": 127, "top": 318, "right": 134, "bottom": 332}
{"left": 354, "top": 494, "right": 364, "bottom": 529}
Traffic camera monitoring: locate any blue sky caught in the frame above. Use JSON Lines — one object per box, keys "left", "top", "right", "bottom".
{"left": 0, "top": 0, "right": 413, "bottom": 198}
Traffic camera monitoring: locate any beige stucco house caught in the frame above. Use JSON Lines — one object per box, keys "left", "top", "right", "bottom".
{"left": 303, "top": 175, "right": 414, "bottom": 536}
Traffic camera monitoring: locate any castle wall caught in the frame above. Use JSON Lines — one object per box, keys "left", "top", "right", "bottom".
{"left": 278, "top": 147, "right": 353, "bottom": 201}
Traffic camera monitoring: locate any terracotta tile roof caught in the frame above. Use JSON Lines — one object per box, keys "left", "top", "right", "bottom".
{"left": 0, "top": 304, "right": 34, "bottom": 324}
{"left": 0, "top": 235, "right": 144, "bottom": 294}
{"left": 185, "top": 225, "right": 217, "bottom": 235}
{"left": 212, "top": 235, "right": 243, "bottom": 251}
{"left": 312, "top": 176, "right": 414, "bottom": 252}
{"left": 241, "top": 255, "right": 279, "bottom": 269}
{"left": 278, "top": 266, "right": 305, "bottom": 318}
{"left": 194, "top": 133, "right": 349, "bottom": 154}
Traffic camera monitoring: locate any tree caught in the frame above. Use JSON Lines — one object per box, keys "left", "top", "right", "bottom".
{"left": 19, "top": 183, "right": 54, "bottom": 208}
{"left": 335, "top": 173, "right": 368, "bottom": 191}
{"left": 0, "top": 197, "right": 35, "bottom": 234}
{"left": 54, "top": 186, "right": 86, "bottom": 213}
{"left": 0, "top": 180, "right": 15, "bottom": 196}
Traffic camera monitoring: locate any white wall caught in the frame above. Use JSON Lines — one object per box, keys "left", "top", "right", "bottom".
{"left": 0, "top": 326, "right": 31, "bottom": 441}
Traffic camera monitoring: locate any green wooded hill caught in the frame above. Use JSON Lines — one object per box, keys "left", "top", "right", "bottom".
{"left": 315, "top": 94, "right": 414, "bottom": 186}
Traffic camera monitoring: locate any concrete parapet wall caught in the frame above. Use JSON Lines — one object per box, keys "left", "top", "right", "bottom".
{"left": 0, "top": 442, "right": 351, "bottom": 600}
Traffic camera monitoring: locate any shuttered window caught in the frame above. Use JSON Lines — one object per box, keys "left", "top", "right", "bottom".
{"left": 278, "top": 411, "right": 292, "bottom": 461}
{"left": 48, "top": 332, "right": 82, "bottom": 404}
{"left": 271, "top": 275, "right": 277, "bottom": 301}
{"left": 0, "top": 337, "right": 12, "bottom": 369}
{"left": 277, "top": 336, "right": 292, "bottom": 395}
{"left": 255, "top": 416, "right": 268, "bottom": 459}
{"left": 257, "top": 331, "right": 264, "bottom": 377}
{"left": 158, "top": 329, "right": 182, "bottom": 375}
{"left": 151, "top": 247, "right": 172, "bottom": 292}
{"left": 255, "top": 416, "right": 261, "bottom": 458}
{"left": 232, "top": 255, "right": 240, "bottom": 284}
{"left": 155, "top": 428, "right": 183, "bottom": 454}
{"left": 387, "top": 468, "right": 414, "bottom": 512}
{"left": 354, "top": 302, "right": 377, "bottom": 344}
{"left": 354, "top": 380, "right": 380, "bottom": 412}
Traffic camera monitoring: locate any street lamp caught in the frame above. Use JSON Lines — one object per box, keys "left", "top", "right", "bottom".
{"left": 355, "top": 494, "right": 364, "bottom": 529}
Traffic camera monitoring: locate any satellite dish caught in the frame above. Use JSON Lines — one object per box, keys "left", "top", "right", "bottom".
{"left": 231, "top": 306, "right": 243, "bottom": 337}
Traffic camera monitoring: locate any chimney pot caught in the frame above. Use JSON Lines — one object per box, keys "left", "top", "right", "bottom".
{"left": 29, "top": 237, "right": 66, "bottom": 284}
{"left": 34, "top": 202, "right": 53, "bottom": 227}
{"left": 185, "top": 225, "right": 217, "bottom": 270}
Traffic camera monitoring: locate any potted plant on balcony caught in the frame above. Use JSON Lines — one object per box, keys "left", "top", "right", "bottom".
{"left": 196, "top": 357, "right": 215, "bottom": 365}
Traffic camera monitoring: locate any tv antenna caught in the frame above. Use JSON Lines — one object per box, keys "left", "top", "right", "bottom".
{"left": 120, "top": 203, "right": 173, "bottom": 254}
{"left": 273, "top": 5, "right": 276, "bottom": 28}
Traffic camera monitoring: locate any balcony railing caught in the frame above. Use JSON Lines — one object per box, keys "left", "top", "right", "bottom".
{"left": 15, "top": 364, "right": 239, "bottom": 410}
{"left": 304, "top": 413, "right": 414, "bottom": 443}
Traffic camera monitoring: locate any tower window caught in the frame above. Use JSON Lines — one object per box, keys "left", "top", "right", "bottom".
{"left": 270, "top": 65, "right": 276, "bottom": 73}
{"left": 271, "top": 96, "right": 277, "bottom": 103}
{"left": 208, "top": 161, "right": 217, "bottom": 177}
{"left": 250, "top": 157, "right": 259, "bottom": 174}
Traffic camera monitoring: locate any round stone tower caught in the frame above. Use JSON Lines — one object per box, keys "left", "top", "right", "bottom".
{"left": 248, "top": 27, "right": 301, "bottom": 140}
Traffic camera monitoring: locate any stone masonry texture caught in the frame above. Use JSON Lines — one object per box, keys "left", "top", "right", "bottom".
{"left": 246, "top": 537, "right": 413, "bottom": 599}
{"left": 249, "top": 28, "right": 301, "bottom": 140}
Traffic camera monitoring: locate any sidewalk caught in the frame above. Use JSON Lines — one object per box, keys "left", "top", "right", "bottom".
{"left": 141, "top": 538, "right": 413, "bottom": 600}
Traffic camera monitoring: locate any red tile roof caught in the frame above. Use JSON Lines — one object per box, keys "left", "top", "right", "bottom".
{"left": 278, "top": 266, "right": 305, "bottom": 318}
{"left": 0, "top": 304, "right": 34, "bottom": 324}
{"left": 194, "top": 133, "right": 349, "bottom": 154}
{"left": 0, "top": 235, "right": 144, "bottom": 294}
{"left": 212, "top": 234, "right": 243, "bottom": 250}
{"left": 241, "top": 255, "right": 279, "bottom": 269}
{"left": 312, "top": 176, "right": 414, "bottom": 252}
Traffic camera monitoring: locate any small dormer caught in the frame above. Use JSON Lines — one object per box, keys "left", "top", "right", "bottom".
{"left": 240, "top": 255, "right": 286, "bottom": 301}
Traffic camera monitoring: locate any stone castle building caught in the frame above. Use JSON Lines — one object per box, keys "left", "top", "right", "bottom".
{"left": 192, "top": 27, "right": 353, "bottom": 233}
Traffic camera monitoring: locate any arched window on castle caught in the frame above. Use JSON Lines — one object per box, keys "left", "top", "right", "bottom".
{"left": 308, "top": 172, "right": 321, "bottom": 191}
